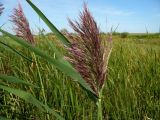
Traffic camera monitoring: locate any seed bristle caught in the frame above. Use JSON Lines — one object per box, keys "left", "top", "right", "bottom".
{"left": 67, "top": 4, "right": 112, "bottom": 96}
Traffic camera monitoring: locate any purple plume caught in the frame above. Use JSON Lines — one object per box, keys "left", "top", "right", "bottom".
{"left": 0, "top": 3, "right": 4, "bottom": 16}
{"left": 66, "top": 4, "right": 112, "bottom": 96}
{"left": 10, "top": 3, "right": 35, "bottom": 45}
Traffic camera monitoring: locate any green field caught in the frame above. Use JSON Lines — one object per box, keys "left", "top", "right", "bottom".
{"left": 0, "top": 1, "right": 160, "bottom": 119}
{"left": 0, "top": 34, "right": 160, "bottom": 120}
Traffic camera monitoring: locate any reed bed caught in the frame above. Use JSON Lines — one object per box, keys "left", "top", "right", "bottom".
{"left": 0, "top": 0, "right": 160, "bottom": 119}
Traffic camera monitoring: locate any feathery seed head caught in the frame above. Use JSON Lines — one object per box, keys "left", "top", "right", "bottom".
{"left": 67, "top": 4, "right": 112, "bottom": 96}
{"left": 10, "top": 3, "right": 35, "bottom": 45}
{"left": 0, "top": 3, "right": 4, "bottom": 16}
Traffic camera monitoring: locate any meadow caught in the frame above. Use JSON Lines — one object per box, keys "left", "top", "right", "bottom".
{"left": 0, "top": 0, "right": 160, "bottom": 120}
{"left": 0, "top": 33, "right": 160, "bottom": 120}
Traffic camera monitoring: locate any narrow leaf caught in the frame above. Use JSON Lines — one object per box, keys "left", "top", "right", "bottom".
{"left": 26, "top": 0, "right": 71, "bottom": 47}
{"left": 0, "top": 116, "right": 11, "bottom": 120}
{"left": 0, "top": 40, "right": 33, "bottom": 62}
{"left": 0, "top": 85, "right": 64, "bottom": 120}
{"left": 0, "top": 74, "right": 38, "bottom": 88}
{"left": 0, "top": 29, "right": 97, "bottom": 97}
{"left": 0, "top": 85, "right": 44, "bottom": 111}
{"left": 47, "top": 40, "right": 63, "bottom": 59}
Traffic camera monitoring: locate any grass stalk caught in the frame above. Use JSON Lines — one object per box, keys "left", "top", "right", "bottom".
{"left": 97, "top": 90, "right": 103, "bottom": 120}
{"left": 33, "top": 53, "right": 50, "bottom": 120}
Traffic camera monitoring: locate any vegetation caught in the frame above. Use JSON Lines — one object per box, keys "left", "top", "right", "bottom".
{"left": 0, "top": 34, "right": 159, "bottom": 119}
{"left": 0, "top": 0, "right": 160, "bottom": 120}
{"left": 120, "top": 32, "right": 129, "bottom": 38}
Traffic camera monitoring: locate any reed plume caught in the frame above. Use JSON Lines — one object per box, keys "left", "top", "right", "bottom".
{"left": 10, "top": 3, "right": 35, "bottom": 45}
{"left": 0, "top": 3, "right": 4, "bottom": 16}
{"left": 67, "top": 4, "right": 112, "bottom": 96}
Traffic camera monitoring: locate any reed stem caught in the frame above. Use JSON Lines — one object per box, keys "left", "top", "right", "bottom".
{"left": 97, "top": 91, "right": 103, "bottom": 120}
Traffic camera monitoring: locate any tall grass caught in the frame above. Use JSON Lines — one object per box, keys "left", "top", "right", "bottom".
{"left": 10, "top": 3, "right": 35, "bottom": 45}
{"left": 0, "top": 0, "right": 160, "bottom": 119}
{"left": 1, "top": 1, "right": 111, "bottom": 119}
{"left": 0, "top": 35, "right": 159, "bottom": 119}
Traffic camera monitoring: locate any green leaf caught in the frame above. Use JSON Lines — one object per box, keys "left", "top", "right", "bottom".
{"left": 0, "top": 85, "right": 64, "bottom": 120}
{"left": 0, "top": 40, "right": 33, "bottom": 62}
{"left": 26, "top": 0, "right": 71, "bottom": 47}
{"left": 47, "top": 40, "right": 63, "bottom": 59}
{"left": 0, "top": 84, "right": 44, "bottom": 111}
{"left": 0, "top": 29, "right": 97, "bottom": 98}
{"left": 0, "top": 74, "right": 38, "bottom": 88}
{"left": 0, "top": 116, "right": 11, "bottom": 120}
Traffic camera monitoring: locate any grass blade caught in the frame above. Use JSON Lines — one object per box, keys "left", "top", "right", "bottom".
{"left": 0, "top": 29, "right": 97, "bottom": 98}
{"left": 26, "top": 0, "right": 71, "bottom": 47}
{"left": 0, "top": 85, "right": 64, "bottom": 120}
{"left": 0, "top": 84, "right": 44, "bottom": 111}
{"left": 47, "top": 40, "right": 63, "bottom": 59}
{"left": 0, "top": 40, "right": 33, "bottom": 62}
{"left": 0, "top": 116, "right": 11, "bottom": 120}
{"left": 0, "top": 74, "right": 38, "bottom": 88}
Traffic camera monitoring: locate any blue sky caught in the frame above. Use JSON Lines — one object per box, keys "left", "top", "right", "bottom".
{"left": 0, "top": 0, "right": 160, "bottom": 33}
